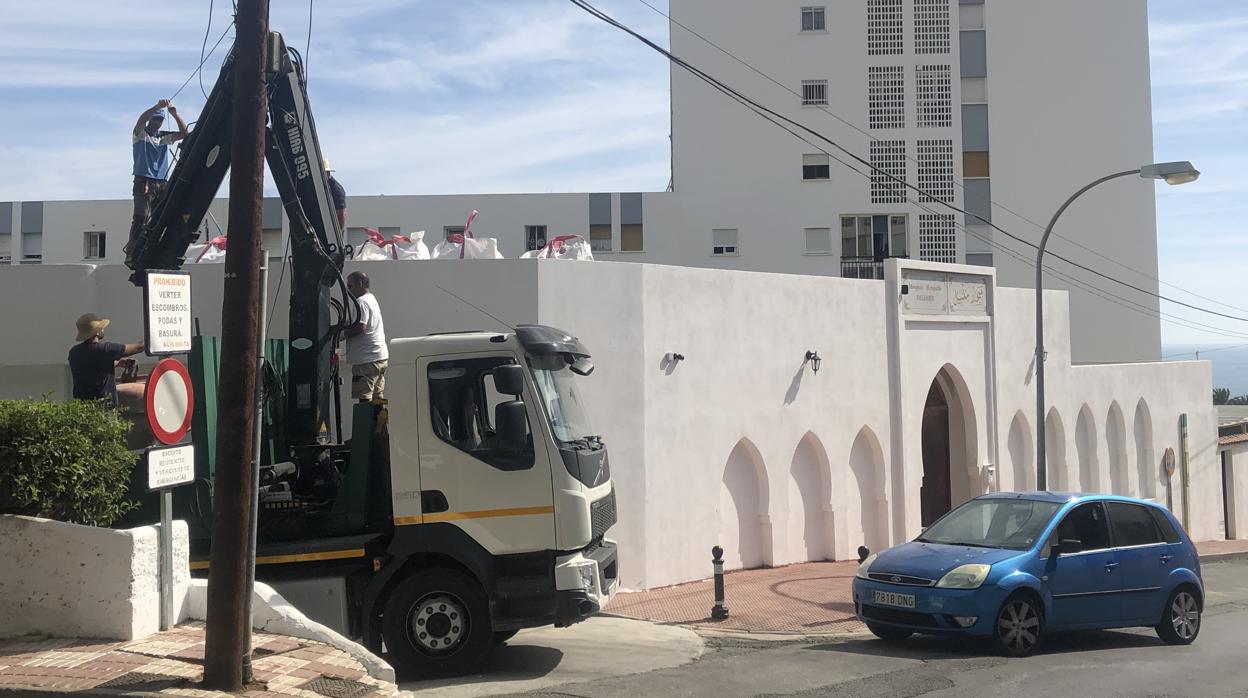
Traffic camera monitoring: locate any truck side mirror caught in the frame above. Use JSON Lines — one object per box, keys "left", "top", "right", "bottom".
{"left": 495, "top": 401, "right": 528, "bottom": 452}
{"left": 494, "top": 364, "right": 526, "bottom": 396}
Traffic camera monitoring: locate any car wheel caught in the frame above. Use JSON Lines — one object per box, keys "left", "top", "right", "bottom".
{"left": 382, "top": 568, "right": 494, "bottom": 678}
{"left": 867, "top": 622, "right": 913, "bottom": 642}
{"left": 993, "top": 594, "right": 1043, "bottom": 657}
{"left": 1156, "top": 586, "right": 1201, "bottom": 645}
{"left": 493, "top": 630, "right": 519, "bottom": 646}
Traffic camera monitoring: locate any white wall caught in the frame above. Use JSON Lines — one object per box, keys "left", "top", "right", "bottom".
{"left": 0, "top": 516, "right": 189, "bottom": 641}
{"left": 0, "top": 259, "right": 1215, "bottom": 590}
{"left": 1222, "top": 442, "right": 1248, "bottom": 540}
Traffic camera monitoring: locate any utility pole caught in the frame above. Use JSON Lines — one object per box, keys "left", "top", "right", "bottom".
{"left": 203, "top": 0, "right": 269, "bottom": 690}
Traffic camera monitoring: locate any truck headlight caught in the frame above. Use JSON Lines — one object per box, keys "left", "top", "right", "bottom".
{"left": 856, "top": 553, "right": 878, "bottom": 579}
{"left": 579, "top": 564, "right": 596, "bottom": 591}
{"left": 936, "top": 564, "right": 990, "bottom": 589}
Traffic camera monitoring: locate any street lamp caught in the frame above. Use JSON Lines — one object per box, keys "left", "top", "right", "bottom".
{"left": 1035, "top": 161, "right": 1199, "bottom": 491}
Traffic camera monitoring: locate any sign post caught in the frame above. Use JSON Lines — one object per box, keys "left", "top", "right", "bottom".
{"left": 142, "top": 270, "right": 194, "bottom": 631}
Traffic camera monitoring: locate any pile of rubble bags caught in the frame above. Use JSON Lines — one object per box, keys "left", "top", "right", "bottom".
{"left": 185, "top": 235, "right": 227, "bottom": 263}
{"left": 354, "top": 228, "right": 430, "bottom": 260}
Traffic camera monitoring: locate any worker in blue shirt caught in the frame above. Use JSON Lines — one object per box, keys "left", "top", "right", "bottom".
{"left": 126, "top": 99, "right": 189, "bottom": 256}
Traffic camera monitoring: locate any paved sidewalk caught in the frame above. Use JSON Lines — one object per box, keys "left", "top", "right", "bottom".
{"left": 608, "top": 560, "right": 864, "bottom": 635}
{"left": 607, "top": 539, "right": 1248, "bottom": 636}
{"left": 0, "top": 622, "right": 396, "bottom": 697}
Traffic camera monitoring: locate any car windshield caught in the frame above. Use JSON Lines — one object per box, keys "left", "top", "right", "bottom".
{"left": 528, "top": 354, "right": 595, "bottom": 444}
{"left": 916, "top": 498, "right": 1062, "bottom": 550}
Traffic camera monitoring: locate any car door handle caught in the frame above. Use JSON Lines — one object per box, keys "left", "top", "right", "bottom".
{"left": 1104, "top": 562, "right": 1119, "bottom": 572}
{"left": 1160, "top": 554, "right": 1174, "bottom": 564}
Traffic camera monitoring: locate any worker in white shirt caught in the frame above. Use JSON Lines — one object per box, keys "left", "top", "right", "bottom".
{"left": 344, "top": 271, "right": 389, "bottom": 402}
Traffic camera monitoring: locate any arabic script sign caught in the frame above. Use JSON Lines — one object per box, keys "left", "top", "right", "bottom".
{"left": 903, "top": 272, "right": 989, "bottom": 317}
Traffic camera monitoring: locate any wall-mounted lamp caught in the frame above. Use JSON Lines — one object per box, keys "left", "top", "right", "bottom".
{"left": 805, "top": 350, "right": 822, "bottom": 374}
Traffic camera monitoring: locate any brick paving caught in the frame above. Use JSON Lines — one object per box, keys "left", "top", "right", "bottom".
{"left": 608, "top": 560, "right": 865, "bottom": 635}
{"left": 0, "top": 622, "right": 396, "bottom": 697}
{"left": 607, "top": 540, "right": 1248, "bottom": 635}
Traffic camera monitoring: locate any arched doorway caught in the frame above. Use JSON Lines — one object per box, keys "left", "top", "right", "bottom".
{"left": 1134, "top": 400, "right": 1156, "bottom": 499}
{"left": 920, "top": 366, "right": 977, "bottom": 526}
{"left": 1008, "top": 411, "right": 1034, "bottom": 491}
{"left": 847, "top": 426, "right": 888, "bottom": 552}
{"left": 1046, "top": 408, "right": 1067, "bottom": 491}
{"left": 1106, "top": 402, "right": 1128, "bottom": 494}
{"left": 788, "top": 432, "right": 833, "bottom": 562}
{"left": 1076, "top": 405, "right": 1099, "bottom": 493}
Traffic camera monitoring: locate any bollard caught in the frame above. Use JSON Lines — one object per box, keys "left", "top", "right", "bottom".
{"left": 711, "top": 545, "right": 729, "bottom": 620}
{"left": 857, "top": 545, "right": 871, "bottom": 564}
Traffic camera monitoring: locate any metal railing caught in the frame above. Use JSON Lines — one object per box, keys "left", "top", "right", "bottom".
{"left": 840, "top": 255, "right": 908, "bottom": 280}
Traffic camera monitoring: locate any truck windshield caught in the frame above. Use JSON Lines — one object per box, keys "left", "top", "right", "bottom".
{"left": 916, "top": 499, "right": 1062, "bottom": 550}
{"left": 528, "top": 354, "right": 595, "bottom": 444}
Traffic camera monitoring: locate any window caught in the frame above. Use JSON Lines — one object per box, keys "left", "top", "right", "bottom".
{"left": 915, "top": 65, "right": 953, "bottom": 128}
{"left": 840, "top": 214, "right": 908, "bottom": 259}
{"left": 712, "top": 228, "right": 738, "bottom": 256}
{"left": 965, "top": 252, "right": 993, "bottom": 267}
{"left": 444, "top": 225, "right": 466, "bottom": 240}
{"left": 867, "top": 0, "right": 903, "bottom": 55}
{"left": 918, "top": 213, "right": 956, "bottom": 263}
{"left": 917, "top": 139, "right": 955, "bottom": 203}
{"left": 1107, "top": 502, "right": 1164, "bottom": 547}
{"left": 868, "top": 66, "right": 905, "bottom": 129}
{"left": 347, "top": 226, "right": 370, "bottom": 250}
{"left": 919, "top": 499, "right": 1062, "bottom": 550}
{"left": 83, "top": 231, "right": 106, "bottom": 260}
{"left": 21, "top": 232, "right": 41, "bottom": 264}
{"left": 525, "top": 225, "right": 548, "bottom": 252}
{"left": 963, "top": 151, "right": 990, "bottom": 178}
{"left": 870, "top": 140, "right": 907, "bottom": 204}
{"left": 801, "top": 79, "right": 828, "bottom": 106}
{"left": 428, "top": 357, "right": 533, "bottom": 471}
{"left": 914, "top": 0, "right": 952, "bottom": 55}
{"left": 1148, "top": 507, "right": 1183, "bottom": 544}
{"left": 620, "top": 224, "right": 643, "bottom": 252}
{"left": 0, "top": 234, "right": 11, "bottom": 263}
{"left": 1051, "top": 501, "right": 1112, "bottom": 553}
{"left": 802, "top": 154, "right": 831, "bottom": 181}
{"left": 805, "top": 227, "right": 832, "bottom": 255}
{"left": 589, "top": 224, "right": 612, "bottom": 252}
{"left": 801, "top": 6, "right": 826, "bottom": 32}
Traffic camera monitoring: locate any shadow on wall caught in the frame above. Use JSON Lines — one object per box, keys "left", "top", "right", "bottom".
{"left": 1046, "top": 408, "right": 1068, "bottom": 491}
{"left": 788, "top": 432, "right": 833, "bottom": 563}
{"left": 1106, "top": 402, "right": 1128, "bottom": 495}
{"left": 719, "top": 438, "right": 770, "bottom": 570}
{"left": 846, "top": 426, "right": 887, "bottom": 555}
{"left": 1134, "top": 399, "right": 1156, "bottom": 499}
{"left": 1008, "top": 411, "right": 1033, "bottom": 491}
{"left": 1076, "top": 405, "right": 1099, "bottom": 493}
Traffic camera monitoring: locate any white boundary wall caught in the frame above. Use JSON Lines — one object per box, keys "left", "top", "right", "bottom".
{"left": 0, "top": 260, "right": 1219, "bottom": 590}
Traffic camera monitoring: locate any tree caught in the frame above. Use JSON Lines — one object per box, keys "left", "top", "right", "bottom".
{"left": 1215, "top": 388, "right": 1231, "bottom": 405}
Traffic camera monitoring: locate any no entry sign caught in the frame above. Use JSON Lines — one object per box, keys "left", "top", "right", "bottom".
{"left": 145, "top": 358, "right": 194, "bottom": 445}
{"left": 144, "top": 271, "right": 192, "bottom": 355}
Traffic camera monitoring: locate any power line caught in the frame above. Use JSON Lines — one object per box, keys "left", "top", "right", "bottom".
{"left": 570, "top": 0, "right": 1248, "bottom": 328}
{"left": 1163, "top": 343, "right": 1248, "bottom": 360}
{"left": 198, "top": 0, "right": 216, "bottom": 100}
{"left": 172, "top": 22, "right": 233, "bottom": 101}
{"left": 626, "top": 0, "right": 1248, "bottom": 317}
{"left": 305, "top": 0, "right": 314, "bottom": 82}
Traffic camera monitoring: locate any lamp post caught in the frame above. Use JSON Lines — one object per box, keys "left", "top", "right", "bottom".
{"left": 1034, "top": 161, "right": 1199, "bottom": 491}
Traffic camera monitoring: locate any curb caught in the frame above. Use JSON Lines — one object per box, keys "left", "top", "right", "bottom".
{"left": 1199, "top": 551, "right": 1248, "bottom": 563}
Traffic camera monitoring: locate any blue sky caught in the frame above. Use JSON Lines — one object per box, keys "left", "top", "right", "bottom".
{"left": 0, "top": 0, "right": 1243, "bottom": 347}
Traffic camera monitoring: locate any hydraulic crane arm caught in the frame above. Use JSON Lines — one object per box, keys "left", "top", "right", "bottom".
{"left": 125, "top": 31, "right": 353, "bottom": 454}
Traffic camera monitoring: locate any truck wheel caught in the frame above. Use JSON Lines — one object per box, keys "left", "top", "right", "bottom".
{"left": 382, "top": 568, "right": 493, "bottom": 678}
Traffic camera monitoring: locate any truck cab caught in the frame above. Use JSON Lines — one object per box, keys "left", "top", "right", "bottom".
{"left": 364, "top": 324, "right": 618, "bottom": 675}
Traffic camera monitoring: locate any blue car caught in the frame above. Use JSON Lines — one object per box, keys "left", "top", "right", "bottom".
{"left": 853, "top": 492, "right": 1203, "bottom": 656}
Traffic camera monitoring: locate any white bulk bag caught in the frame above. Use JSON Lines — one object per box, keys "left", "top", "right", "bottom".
{"left": 187, "top": 236, "right": 227, "bottom": 263}
{"left": 520, "top": 234, "right": 594, "bottom": 261}
{"left": 393, "top": 231, "right": 430, "bottom": 260}
{"left": 354, "top": 228, "right": 393, "bottom": 261}
{"left": 432, "top": 233, "right": 503, "bottom": 259}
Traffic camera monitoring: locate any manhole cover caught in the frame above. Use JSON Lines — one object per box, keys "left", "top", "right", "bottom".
{"left": 96, "top": 671, "right": 182, "bottom": 691}
{"left": 302, "top": 676, "right": 375, "bottom": 698}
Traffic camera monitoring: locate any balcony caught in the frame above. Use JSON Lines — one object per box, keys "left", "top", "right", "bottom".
{"left": 841, "top": 255, "right": 908, "bottom": 280}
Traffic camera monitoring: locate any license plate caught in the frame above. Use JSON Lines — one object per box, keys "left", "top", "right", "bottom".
{"left": 873, "top": 590, "right": 916, "bottom": 609}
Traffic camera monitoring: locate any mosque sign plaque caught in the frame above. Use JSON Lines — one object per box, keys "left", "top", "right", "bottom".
{"left": 903, "top": 271, "right": 989, "bottom": 317}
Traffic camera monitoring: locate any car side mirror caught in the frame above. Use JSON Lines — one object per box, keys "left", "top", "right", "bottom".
{"left": 494, "top": 364, "right": 526, "bottom": 396}
{"left": 1055, "top": 538, "right": 1083, "bottom": 556}
{"left": 495, "top": 401, "right": 528, "bottom": 452}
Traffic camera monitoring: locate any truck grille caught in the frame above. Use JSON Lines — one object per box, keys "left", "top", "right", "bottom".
{"left": 590, "top": 490, "right": 617, "bottom": 538}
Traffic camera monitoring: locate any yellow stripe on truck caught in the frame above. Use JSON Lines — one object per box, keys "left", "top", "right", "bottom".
{"left": 189, "top": 548, "right": 365, "bottom": 570}
{"left": 394, "top": 505, "right": 555, "bottom": 526}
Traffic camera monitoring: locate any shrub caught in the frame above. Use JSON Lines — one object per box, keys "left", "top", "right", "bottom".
{"left": 0, "top": 399, "right": 138, "bottom": 526}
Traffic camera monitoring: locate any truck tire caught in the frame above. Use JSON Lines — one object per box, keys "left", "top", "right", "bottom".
{"left": 382, "top": 568, "right": 493, "bottom": 678}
